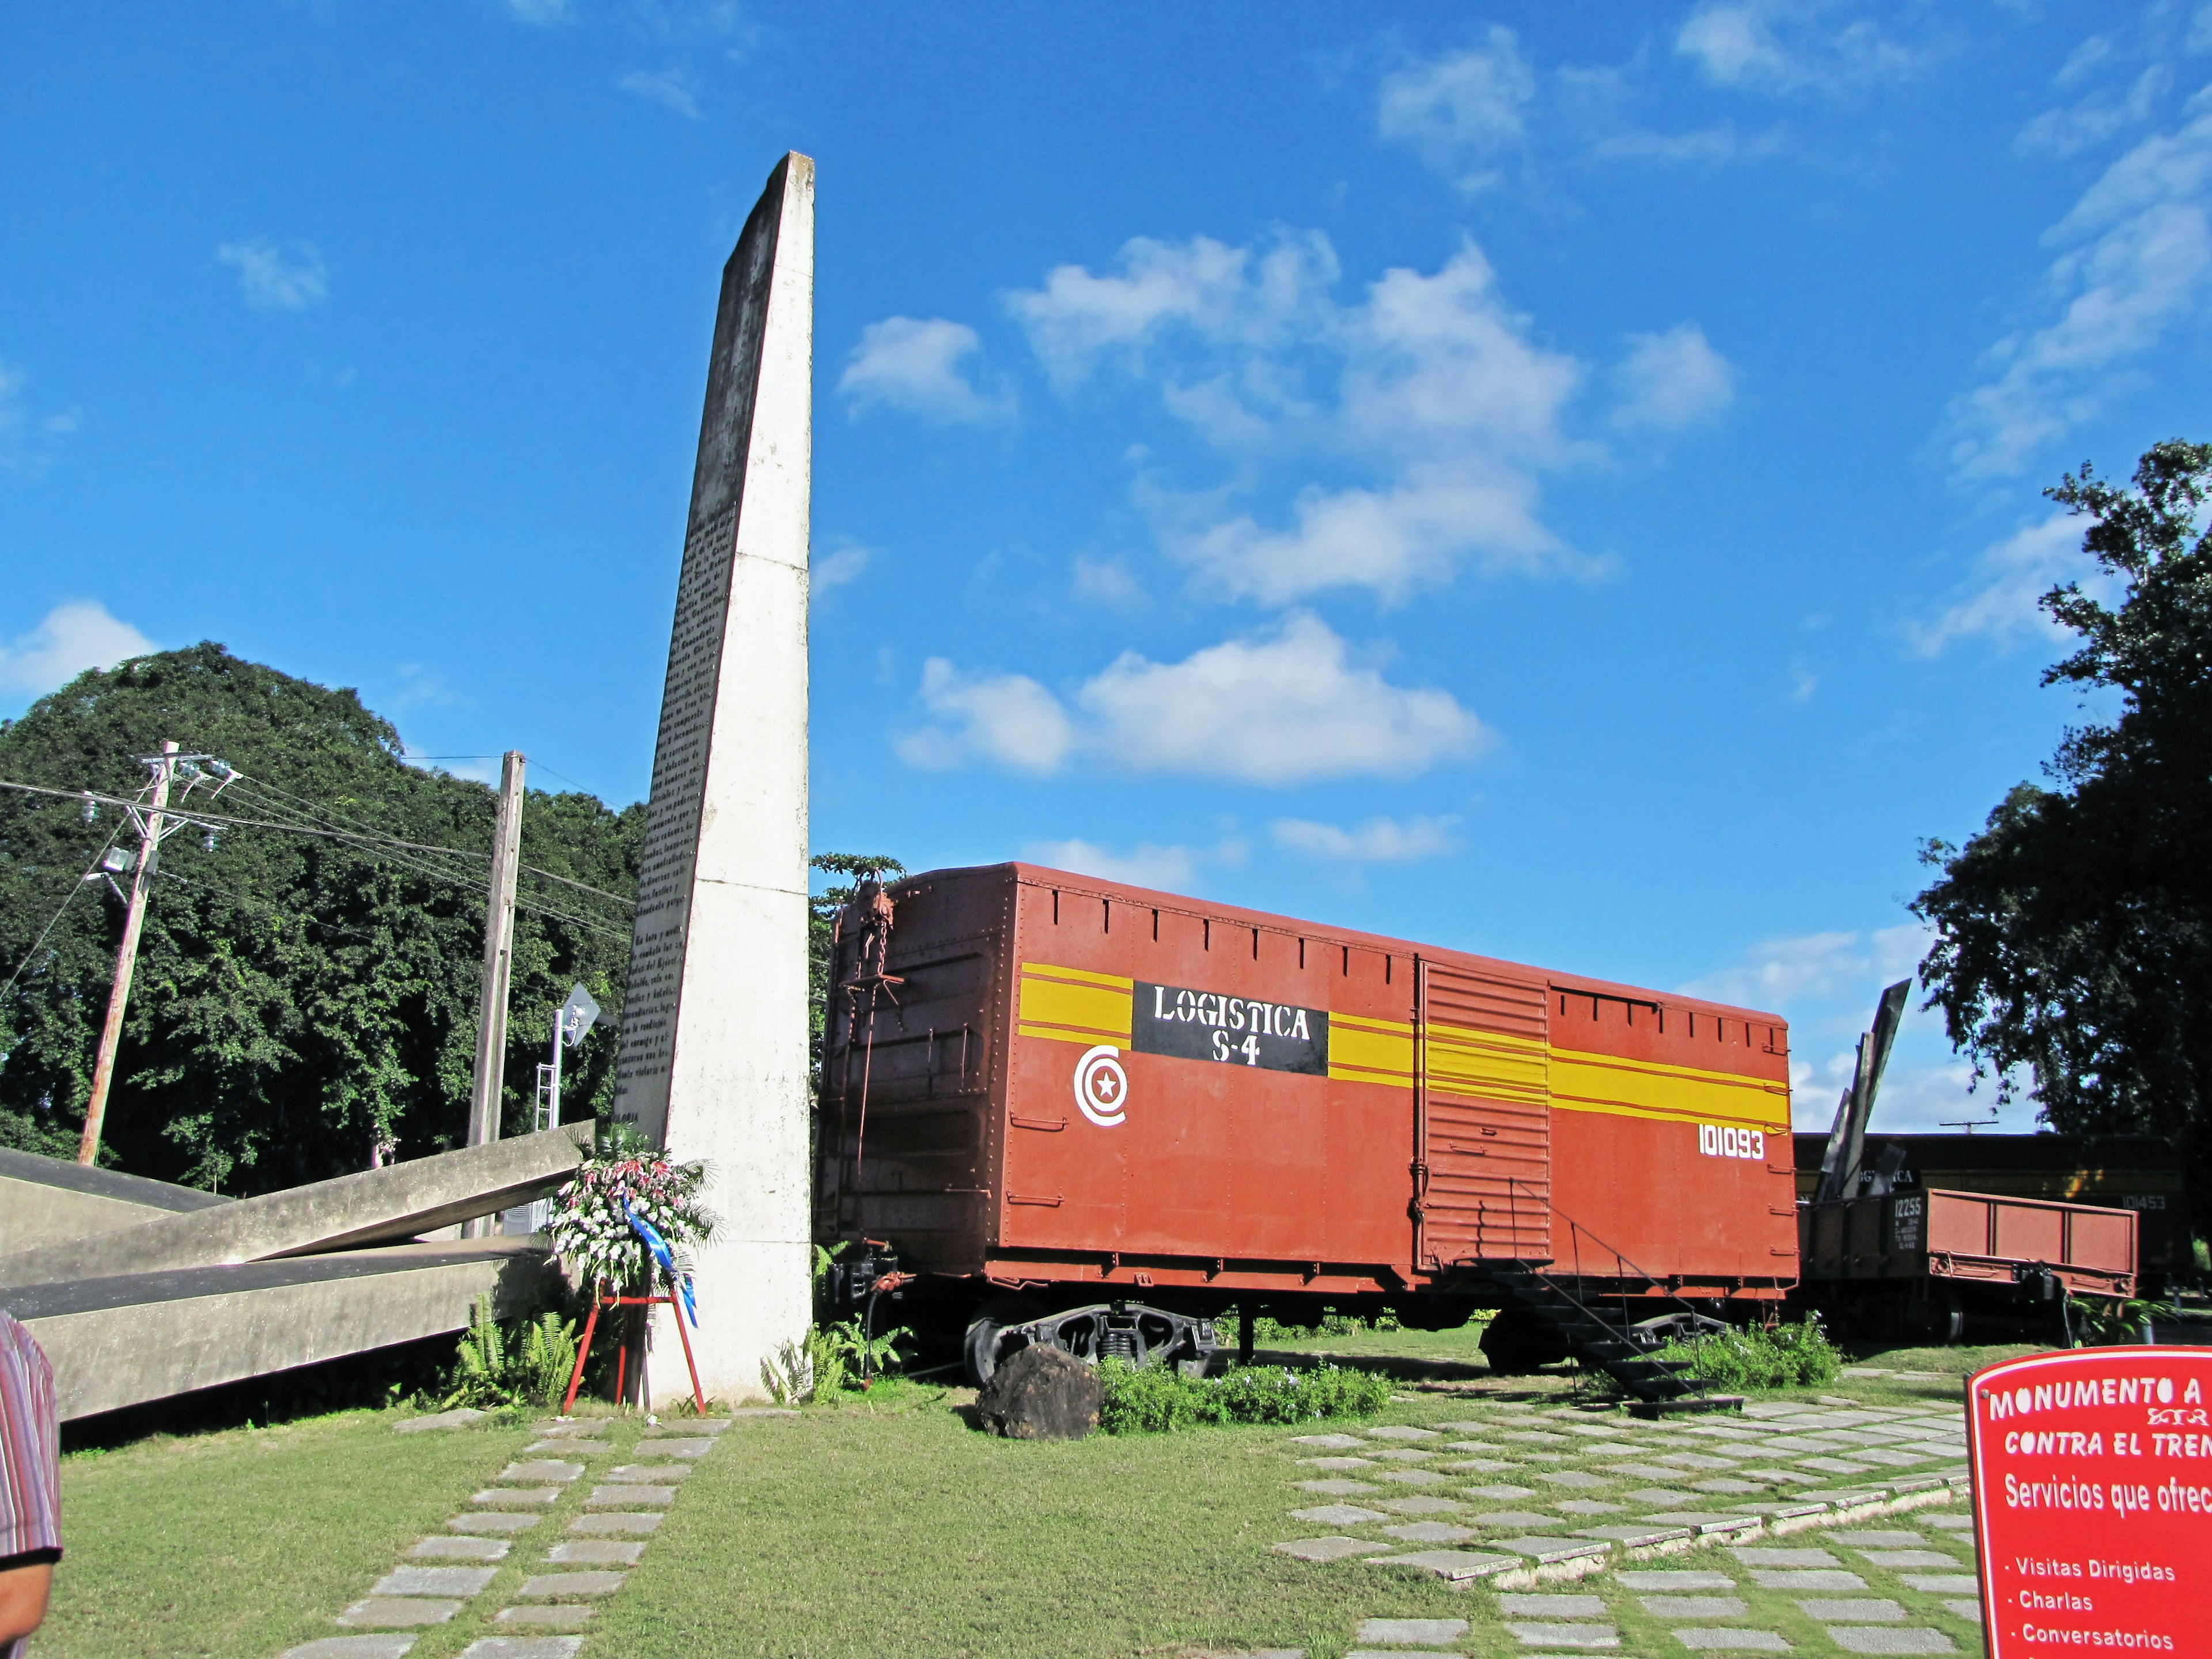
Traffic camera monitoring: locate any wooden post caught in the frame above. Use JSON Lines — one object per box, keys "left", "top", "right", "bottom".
{"left": 464, "top": 751, "right": 525, "bottom": 1235}
{"left": 78, "top": 740, "right": 177, "bottom": 1166}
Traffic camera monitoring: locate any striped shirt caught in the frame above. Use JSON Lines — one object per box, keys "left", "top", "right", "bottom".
{"left": 0, "top": 1309, "right": 60, "bottom": 1659}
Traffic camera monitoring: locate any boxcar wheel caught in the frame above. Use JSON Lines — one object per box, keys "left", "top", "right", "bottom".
{"left": 1903, "top": 1291, "right": 1964, "bottom": 1347}
{"left": 963, "top": 1295, "right": 1045, "bottom": 1387}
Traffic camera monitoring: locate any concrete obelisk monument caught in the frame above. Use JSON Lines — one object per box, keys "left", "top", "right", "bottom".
{"left": 614, "top": 152, "right": 813, "bottom": 1403}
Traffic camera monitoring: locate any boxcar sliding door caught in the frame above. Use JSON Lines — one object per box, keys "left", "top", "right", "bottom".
{"left": 1415, "top": 961, "right": 1553, "bottom": 1267}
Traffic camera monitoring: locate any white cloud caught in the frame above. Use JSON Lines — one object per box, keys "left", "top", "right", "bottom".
{"left": 1677, "top": 5, "right": 1795, "bottom": 88}
{"left": 0, "top": 602, "right": 157, "bottom": 697}
{"left": 1271, "top": 814, "right": 1460, "bottom": 862}
{"left": 1077, "top": 614, "right": 1491, "bottom": 784}
{"left": 1013, "top": 234, "right": 1589, "bottom": 605}
{"left": 1681, "top": 921, "right": 2010, "bottom": 1131}
{"left": 1676, "top": 1, "right": 1927, "bottom": 96}
{"left": 897, "top": 614, "right": 1489, "bottom": 786}
{"left": 1024, "top": 838, "right": 1202, "bottom": 891}
{"left": 810, "top": 543, "right": 870, "bottom": 597}
{"left": 1006, "top": 233, "right": 1331, "bottom": 391}
{"left": 895, "top": 658, "right": 1075, "bottom": 775}
{"left": 1948, "top": 105, "right": 2212, "bottom": 479}
{"left": 0, "top": 361, "right": 79, "bottom": 479}
{"left": 1910, "top": 513, "right": 2101, "bottom": 656}
{"left": 2016, "top": 63, "right": 2171, "bottom": 159}
{"left": 217, "top": 240, "right": 328, "bottom": 312}
{"left": 2055, "top": 35, "right": 2118, "bottom": 91}
{"left": 1381, "top": 37, "right": 1764, "bottom": 186}
{"left": 1071, "top": 556, "right": 1143, "bottom": 605}
{"left": 839, "top": 317, "right": 1010, "bottom": 423}
{"left": 1680, "top": 922, "right": 1928, "bottom": 1012}
{"left": 617, "top": 66, "right": 702, "bottom": 119}
{"left": 1172, "top": 465, "right": 1560, "bottom": 605}
{"left": 1787, "top": 1051, "right": 2002, "bottom": 1132}
{"left": 1608, "top": 324, "right": 1737, "bottom": 432}
{"left": 1376, "top": 27, "right": 1535, "bottom": 192}
{"left": 1343, "top": 243, "right": 1580, "bottom": 460}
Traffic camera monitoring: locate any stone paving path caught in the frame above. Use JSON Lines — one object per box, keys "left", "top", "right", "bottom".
{"left": 277, "top": 1407, "right": 793, "bottom": 1659}
{"left": 1263, "top": 1391, "right": 1980, "bottom": 1656}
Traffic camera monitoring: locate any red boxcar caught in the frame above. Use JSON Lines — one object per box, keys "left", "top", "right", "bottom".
{"left": 817, "top": 863, "right": 1797, "bottom": 1378}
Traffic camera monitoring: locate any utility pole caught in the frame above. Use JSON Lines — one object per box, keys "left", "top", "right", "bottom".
{"left": 467, "top": 751, "right": 527, "bottom": 1146}
{"left": 78, "top": 740, "right": 177, "bottom": 1166}
{"left": 463, "top": 751, "right": 525, "bottom": 1239}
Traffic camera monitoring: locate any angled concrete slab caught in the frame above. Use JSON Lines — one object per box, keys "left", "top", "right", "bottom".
{"left": 0, "top": 1123, "right": 587, "bottom": 1289}
{"left": 6, "top": 1237, "right": 557, "bottom": 1419}
{"left": 0, "top": 1146, "right": 230, "bottom": 1256}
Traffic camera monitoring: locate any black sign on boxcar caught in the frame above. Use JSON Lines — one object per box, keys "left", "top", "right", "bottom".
{"left": 1132, "top": 982, "right": 1329, "bottom": 1075}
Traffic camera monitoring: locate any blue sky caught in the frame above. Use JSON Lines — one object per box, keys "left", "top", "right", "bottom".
{"left": 4, "top": 2, "right": 2209, "bottom": 1134}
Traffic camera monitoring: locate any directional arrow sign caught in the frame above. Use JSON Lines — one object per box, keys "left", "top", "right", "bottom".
{"left": 560, "top": 982, "right": 601, "bottom": 1048}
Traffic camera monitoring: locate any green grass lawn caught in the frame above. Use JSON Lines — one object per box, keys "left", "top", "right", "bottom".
{"left": 42, "top": 1407, "right": 544, "bottom": 1658}
{"left": 36, "top": 1325, "right": 2018, "bottom": 1659}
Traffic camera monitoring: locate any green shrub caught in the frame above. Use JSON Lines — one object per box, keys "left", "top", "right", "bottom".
{"left": 1653, "top": 1317, "right": 1840, "bottom": 1392}
{"left": 2071, "top": 1296, "right": 2178, "bottom": 1346}
{"left": 759, "top": 1316, "right": 912, "bottom": 1404}
{"left": 1214, "top": 1309, "right": 1402, "bottom": 1346}
{"left": 1096, "top": 1359, "right": 1393, "bottom": 1434}
{"left": 437, "top": 1302, "right": 580, "bottom": 1410}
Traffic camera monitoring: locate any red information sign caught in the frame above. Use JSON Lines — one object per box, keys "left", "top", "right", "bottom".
{"left": 1969, "top": 1347, "right": 2212, "bottom": 1656}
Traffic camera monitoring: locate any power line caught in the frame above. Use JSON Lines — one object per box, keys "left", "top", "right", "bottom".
{"left": 217, "top": 774, "right": 634, "bottom": 911}
{"left": 0, "top": 778, "right": 492, "bottom": 863}
{"left": 0, "top": 783, "right": 140, "bottom": 1004}
{"left": 2, "top": 775, "right": 638, "bottom": 940}
{"left": 516, "top": 865, "right": 634, "bottom": 908}
{"left": 152, "top": 850, "right": 628, "bottom": 945}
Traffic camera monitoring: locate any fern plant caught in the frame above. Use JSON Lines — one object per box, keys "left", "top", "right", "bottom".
{"left": 437, "top": 1302, "right": 581, "bottom": 1410}
{"left": 823, "top": 1315, "right": 908, "bottom": 1381}
{"left": 759, "top": 1325, "right": 868, "bottom": 1404}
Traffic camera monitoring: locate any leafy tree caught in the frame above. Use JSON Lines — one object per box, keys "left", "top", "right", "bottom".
{"left": 1914, "top": 440, "right": 2212, "bottom": 1206}
{"left": 0, "top": 645, "right": 640, "bottom": 1192}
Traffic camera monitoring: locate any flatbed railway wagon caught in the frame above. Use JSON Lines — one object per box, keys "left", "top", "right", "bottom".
{"left": 1796, "top": 1184, "right": 2138, "bottom": 1344}
{"left": 817, "top": 863, "right": 1798, "bottom": 1402}
{"left": 1789, "top": 1132, "right": 2193, "bottom": 1291}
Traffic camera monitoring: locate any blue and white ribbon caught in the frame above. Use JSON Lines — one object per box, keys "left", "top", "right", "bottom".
{"left": 622, "top": 1197, "right": 699, "bottom": 1327}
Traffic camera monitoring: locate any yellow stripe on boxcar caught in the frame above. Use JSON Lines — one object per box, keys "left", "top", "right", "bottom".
{"left": 1017, "top": 965, "right": 1134, "bottom": 1041}
{"left": 1547, "top": 1047, "right": 1786, "bottom": 1133}
{"left": 1423, "top": 1022, "right": 1548, "bottom": 1105}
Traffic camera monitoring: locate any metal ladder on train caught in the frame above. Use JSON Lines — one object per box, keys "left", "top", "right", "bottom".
{"left": 1483, "top": 1262, "right": 1744, "bottom": 1416}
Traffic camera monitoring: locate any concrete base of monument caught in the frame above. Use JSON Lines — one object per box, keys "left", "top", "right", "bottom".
{"left": 9, "top": 1236, "right": 560, "bottom": 1420}
{"left": 0, "top": 1122, "right": 590, "bottom": 1289}
{"left": 644, "top": 1235, "right": 810, "bottom": 1406}
{"left": 0, "top": 1147, "right": 233, "bottom": 1256}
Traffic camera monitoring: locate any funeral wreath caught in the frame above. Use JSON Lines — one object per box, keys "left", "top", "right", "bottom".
{"left": 548, "top": 1125, "right": 715, "bottom": 1307}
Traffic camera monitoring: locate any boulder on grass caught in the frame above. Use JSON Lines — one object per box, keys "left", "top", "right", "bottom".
{"left": 975, "top": 1343, "right": 1101, "bottom": 1440}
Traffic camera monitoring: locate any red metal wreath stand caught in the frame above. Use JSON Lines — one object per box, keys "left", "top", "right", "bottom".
{"left": 560, "top": 1280, "right": 706, "bottom": 1416}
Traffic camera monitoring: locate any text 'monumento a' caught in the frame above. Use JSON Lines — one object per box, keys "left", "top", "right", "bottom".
{"left": 613, "top": 152, "right": 814, "bottom": 1403}
{"left": 1968, "top": 1346, "right": 2212, "bottom": 1657}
